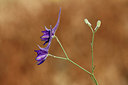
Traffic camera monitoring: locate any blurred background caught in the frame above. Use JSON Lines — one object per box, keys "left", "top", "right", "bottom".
{"left": 0, "top": 0, "right": 128, "bottom": 85}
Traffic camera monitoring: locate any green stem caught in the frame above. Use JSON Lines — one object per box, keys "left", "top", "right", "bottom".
{"left": 48, "top": 54, "right": 67, "bottom": 60}
{"left": 89, "top": 26, "right": 94, "bottom": 33}
{"left": 67, "top": 58, "right": 92, "bottom": 75}
{"left": 91, "top": 31, "right": 99, "bottom": 85}
{"left": 54, "top": 35, "right": 98, "bottom": 85}
{"left": 91, "top": 32, "right": 95, "bottom": 73}
{"left": 92, "top": 75, "right": 98, "bottom": 85}
{"left": 54, "top": 35, "right": 92, "bottom": 75}
{"left": 49, "top": 53, "right": 92, "bottom": 75}
{"left": 53, "top": 36, "right": 69, "bottom": 59}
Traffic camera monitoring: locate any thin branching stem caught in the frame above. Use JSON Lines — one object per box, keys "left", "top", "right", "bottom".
{"left": 53, "top": 35, "right": 92, "bottom": 75}
{"left": 67, "top": 58, "right": 92, "bottom": 75}
{"left": 53, "top": 35, "right": 98, "bottom": 85}
{"left": 90, "top": 30, "right": 98, "bottom": 85}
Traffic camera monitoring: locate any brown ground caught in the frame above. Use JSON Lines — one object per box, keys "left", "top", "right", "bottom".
{"left": 0, "top": 0, "right": 128, "bottom": 85}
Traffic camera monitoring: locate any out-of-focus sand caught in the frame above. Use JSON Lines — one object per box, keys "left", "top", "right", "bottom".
{"left": 0, "top": 0, "right": 128, "bottom": 85}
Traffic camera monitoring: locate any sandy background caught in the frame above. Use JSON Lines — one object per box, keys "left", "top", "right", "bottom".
{"left": 0, "top": 0, "right": 128, "bottom": 85}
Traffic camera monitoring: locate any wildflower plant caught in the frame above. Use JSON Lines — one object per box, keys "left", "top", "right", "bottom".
{"left": 35, "top": 8, "right": 101, "bottom": 85}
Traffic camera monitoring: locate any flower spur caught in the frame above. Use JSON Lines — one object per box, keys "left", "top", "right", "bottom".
{"left": 40, "top": 8, "right": 61, "bottom": 45}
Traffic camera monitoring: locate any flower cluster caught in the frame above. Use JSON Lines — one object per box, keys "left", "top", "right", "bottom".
{"left": 35, "top": 8, "right": 61, "bottom": 65}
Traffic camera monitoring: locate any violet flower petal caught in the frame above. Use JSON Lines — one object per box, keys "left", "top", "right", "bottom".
{"left": 35, "top": 29, "right": 52, "bottom": 65}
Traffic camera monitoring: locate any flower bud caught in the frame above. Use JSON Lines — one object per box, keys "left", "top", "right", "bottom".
{"left": 94, "top": 20, "right": 101, "bottom": 32}
{"left": 96, "top": 20, "right": 101, "bottom": 28}
{"left": 84, "top": 19, "right": 91, "bottom": 27}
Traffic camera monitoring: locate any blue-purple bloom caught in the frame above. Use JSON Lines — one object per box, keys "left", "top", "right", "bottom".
{"left": 35, "top": 8, "right": 61, "bottom": 65}
{"left": 35, "top": 46, "right": 49, "bottom": 65}
{"left": 35, "top": 29, "right": 52, "bottom": 65}
{"left": 40, "top": 8, "right": 61, "bottom": 45}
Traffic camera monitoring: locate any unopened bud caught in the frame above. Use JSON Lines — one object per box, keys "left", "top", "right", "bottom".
{"left": 84, "top": 19, "right": 91, "bottom": 27}
{"left": 96, "top": 20, "right": 101, "bottom": 28}
{"left": 94, "top": 20, "right": 101, "bottom": 32}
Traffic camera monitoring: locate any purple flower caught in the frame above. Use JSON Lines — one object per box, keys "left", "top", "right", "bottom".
{"left": 41, "top": 26, "right": 51, "bottom": 45}
{"left": 35, "top": 8, "right": 61, "bottom": 65}
{"left": 35, "top": 29, "right": 52, "bottom": 65}
{"left": 40, "top": 8, "right": 61, "bottom": 45}
{"left": 34, "top": 46, "right": 48, "bottom": 65}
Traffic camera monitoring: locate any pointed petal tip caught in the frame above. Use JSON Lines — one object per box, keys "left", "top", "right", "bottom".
{"left": 37, "top": 45, "right": 41, "bottom": 49}
{"left": 44, "top": 26, "right": 49, "bottom": 31}
{"left": 59, "top": 8, "right": 61, "bottom": 17}
{"left": 50, "top": 25, "right": 52, "bottom": 29}
{"left": 59, "top": 8, "right": 61, "bottom": 13}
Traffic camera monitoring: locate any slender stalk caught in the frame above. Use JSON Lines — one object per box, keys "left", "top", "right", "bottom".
{"left": 53, "top": 36, "right": 69, "bottom": 59}
{"left": 90, "top": 31, "right": 99, "bottom": 85}
{"left": 49, "top": 53, "right": 92, "bottom": 75}
{"left": 91, "top": 32, "right": 95, "bottom": 73}
{"left": 54, "top": 35, "right": 92, "bottom": 75}
{"left": 48, "top": 54, "right": 67, "bottom": 60}
{"left": 92, "top": 75, "right": 98, "bottom": 85}
{"left": 67, "top": 58, "right": 92, "bottom": 75}
{"left": 89, "top": 26, "right": 94, "bottom": 33}
{"left": 54, "top": 35, "right": 98, "bottom": 85}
